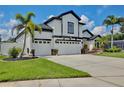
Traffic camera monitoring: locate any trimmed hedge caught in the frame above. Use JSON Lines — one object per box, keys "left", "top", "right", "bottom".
{"left": 104, "top": 46, "right": 122, "bottom": 52}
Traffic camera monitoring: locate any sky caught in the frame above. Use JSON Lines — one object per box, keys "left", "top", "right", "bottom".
{"left": 0, "top": 5, "right": 124, "bottom": 40}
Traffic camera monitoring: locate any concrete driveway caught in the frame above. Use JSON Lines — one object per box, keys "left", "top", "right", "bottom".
{"left": 46, "top": 54, "right": 124, "bottom": 87}
{"left": 0, "top": 54, "right": 124, "bottom": 87}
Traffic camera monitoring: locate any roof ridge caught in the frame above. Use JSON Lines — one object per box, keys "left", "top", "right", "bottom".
{"left": 44, "top": 10, "right": 81, "bottom": 24}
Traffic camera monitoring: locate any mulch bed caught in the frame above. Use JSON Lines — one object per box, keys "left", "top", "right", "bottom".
{"left": 3, "top": 57, "right": 38, "bottom": 61}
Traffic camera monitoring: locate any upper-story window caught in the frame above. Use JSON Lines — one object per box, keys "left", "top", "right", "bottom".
{"left": 68, "top": 22, "right": 74, "bottom": 34}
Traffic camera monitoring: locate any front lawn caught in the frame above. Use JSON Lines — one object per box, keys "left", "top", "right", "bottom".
{"left": 0, "top": 56, "right": 90, "bottom": 82}
{"left": 96, "top": 52, "right": 124, "bottom": 58}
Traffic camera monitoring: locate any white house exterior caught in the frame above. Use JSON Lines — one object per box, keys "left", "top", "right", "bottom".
{"left": 1, "top": 10, "right": 100, "bottom": 56}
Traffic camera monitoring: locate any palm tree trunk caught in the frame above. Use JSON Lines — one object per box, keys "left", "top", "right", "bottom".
{"left": 19, "top": 32, "right": 27, "bottom": 58}
{"left": 111, "top": 25, "right": 114, "bottom": 48}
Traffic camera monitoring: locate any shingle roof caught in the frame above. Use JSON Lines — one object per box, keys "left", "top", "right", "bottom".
{"left": 82, "top": 29, "right": 94, "bottom": 36}
{"left": 44, "top": 17, "right": 61, "bottom": 24}
{"left": 44, "top": 10, "right": 85, "bottom": 25}
{"left": 15, "top": 24, "right": 53, "bottom": 40}
{"left": 89, "top": 35, "right": 101, "bottom": 40}
{"left": 57, "top": 10, "right": 81, "bottom": 20}
{"left": 39, "top": 24, "right": 53, "bottom": 31}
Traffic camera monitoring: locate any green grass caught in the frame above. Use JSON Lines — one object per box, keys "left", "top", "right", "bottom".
{"left": 96, "top": 52, "right": 124, "bottom": 58}
{"left": 0, "top": 56, "right": 90, "bottom": 82}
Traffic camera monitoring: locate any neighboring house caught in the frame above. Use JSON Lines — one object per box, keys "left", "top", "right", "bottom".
{"left": 1, "top": 10, "right": 100, "bottom": 56}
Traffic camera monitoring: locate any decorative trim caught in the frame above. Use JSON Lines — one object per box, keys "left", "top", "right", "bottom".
{"left": 52, "top": 35, "right": 90, "bottom": 40}
{"left": 34, "top": 38, "right": 51, "bottom": 41}
{"left": 56, "top": 39, "right": 81, "bottom": 42}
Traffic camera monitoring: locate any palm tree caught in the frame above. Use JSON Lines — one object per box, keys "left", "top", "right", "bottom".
{"left": 96, "top": 36, "right": 108, "bottom": 49}
{"left": 103, "top": 15, "right": 119, "bottom": 48}
{"left": 12, "top": 12, "right": 42, "bottom": 58}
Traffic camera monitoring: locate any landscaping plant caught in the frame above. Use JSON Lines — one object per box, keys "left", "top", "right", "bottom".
{"left": 8, "top": 47, "right": 22, "bottom": 58}
{"left": 104, "top": 46, "right": 122, "bottom": 52}
{"left": 81, "top": 43, "right": 89, "bottom": 54}
{"left": 103, "top": 15, "right": 119, "bottom": 48}
{"left": 12, "top": 12, "right": 42, "bottom": 58}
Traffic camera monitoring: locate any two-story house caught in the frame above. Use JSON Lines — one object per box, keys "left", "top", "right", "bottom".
{"left": 1, "top": 10, "right": 100, "bottom": 56}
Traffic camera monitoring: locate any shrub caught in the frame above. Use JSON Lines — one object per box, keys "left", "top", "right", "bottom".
{"left": 51, "top": 49, "right": 58, "bottom": 55}
{"left": 104, "top": 46, "right": 122, "bottom": 52}
{"left": 30, "top": 49, "right": 35, "bottom": 57}
{"left": 81, "top": 44, "right": 89, "bottom": 54}
{"left": 83, "top": 44, "right": 88, "bottom": 49}
{"left": 8, "top": 47, "right": 22, "bottom": 58}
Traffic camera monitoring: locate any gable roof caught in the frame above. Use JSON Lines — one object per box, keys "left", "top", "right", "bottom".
{"left": 44, "top": 10, "right": 83, "bottom": 24}
{"left": 82, "top": 29, "right": 94, "bottom": 36}
{"left": 15, "top": 24, "right": 53, "bottom": 40}
{"left": 57, "top": 10, "right": 81, "bottom": 20}
{"left": 39, "top": 24, "right": 53, "bottom": 31}
{"left": 44, "top": 17, "right": 61, "bottom": 24}
{"left": 82, "top": 29, "right": 101, "bottom": 40}
{"left": 89, "top": 35, "right": 101, "bottom": 40}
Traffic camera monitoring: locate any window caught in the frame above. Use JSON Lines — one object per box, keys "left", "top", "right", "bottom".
{"left": 47, "top": 41, "right": 50, "bottom": 44}
{"left": 35, "top": 41, "right": 38, "bottom": 43}
{"left": 60, "top": 42, "right": 62, "bottom": 44}
{"left": 55, "top": 41, "right": 59, "bottom": 44}
{"left": 43, "top": 41, "right": 46, "bottom": 44}
{"left": 68, "top": 22, "right": 74, "bottom": 34}
{"left": 39, "top": 41, "right": 42, "bottom": 44}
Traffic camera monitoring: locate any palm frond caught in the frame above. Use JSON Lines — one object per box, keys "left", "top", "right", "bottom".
{"left": 26, "top": 21, "right": 35, "bottom": 40}
{"left": 16, "top": 14, "right": 25, "bottom": 24}
{"left": 12, "top": 24, "right": 24, "bottom": 36}
{"left": 103, "top": 19, "right": 112, "bottom": 26}
{"left": 25, "top": 12, "right": 35, "bottom": 23}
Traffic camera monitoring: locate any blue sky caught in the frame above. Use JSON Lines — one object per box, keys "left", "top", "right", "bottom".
{"left": 0, "top": 5, "right": 124, "bottom": 40}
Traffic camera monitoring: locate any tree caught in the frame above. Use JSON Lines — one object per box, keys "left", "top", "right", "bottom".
{"left": 12, "top": 12, "right": 42, "bottom": 58}
{"left": 96, "top": 36, "right": 108, "bottom": 49}
{"left": 103, "top": 15, "right": 119, "bottom": 48}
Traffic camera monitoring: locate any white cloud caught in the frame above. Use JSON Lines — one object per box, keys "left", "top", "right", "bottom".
{"left": 5, "top": 19, "right": 18, "bottom": 28}
{"left": 113, "top": 26, "right": 120, "bottom": 34}
{"left": 86, "top": 21, "right": 95, "bottom": 30}
{"left": 98, "top": 25, "right": 120, "bottom": 36}
{"left": 80, "top": 15, "right": 95, "bottom": 30}
{"left": 102, "top": 30, "right": 112, "bottom": 36}
{"left": 80, "top": 15, "right": 89, "bottom": 23}
{"left": 48, "top": 15, "right": 54, "bottom": 19}
{"left": 0, "top": 13, "right": 4, "bottom": 18}
{"left": 0, "top": 28, "right": 11, "bottom": 41}
{"left": 92, "top": 26, "right": 106, "bottom": 35}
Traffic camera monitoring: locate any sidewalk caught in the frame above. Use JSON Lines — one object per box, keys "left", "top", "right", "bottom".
{"left": 0, "top": 77, "right": 119, "bottom": 87}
